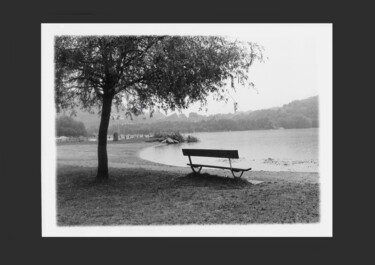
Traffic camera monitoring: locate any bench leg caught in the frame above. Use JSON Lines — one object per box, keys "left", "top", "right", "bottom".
{"left": 191, "top": 166, "right": 202, "bottom": 174}
{"left": 228, "top": 158, "right": 244, "bottom": 178}
{"left": 231, "top": 170, "right": 244, "bottom": 178}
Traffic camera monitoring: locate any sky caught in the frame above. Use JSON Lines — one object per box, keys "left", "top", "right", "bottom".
{"left": 48, "top": 24, "right": 329, "bottom": 116}
{"left": 177, "top": 28, "right": 319, "bottom": 115}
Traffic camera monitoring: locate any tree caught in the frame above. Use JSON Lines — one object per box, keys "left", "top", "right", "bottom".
{"left": 56, "top": 116, "right": 87, "bottom": 137}
{"left": 55, "top": 36, "right": 264, "bottom": 180}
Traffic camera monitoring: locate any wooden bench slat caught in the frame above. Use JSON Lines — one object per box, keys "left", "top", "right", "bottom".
{"left": 182, "top": 149, "right": 239, "bottom": 159}
{"left": 188, "top": 163, "right": 251, "bottom": 172}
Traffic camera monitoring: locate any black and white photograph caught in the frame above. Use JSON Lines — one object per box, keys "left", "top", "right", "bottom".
{"left": 41, "top": 24, "right": 332, "bottom": 237}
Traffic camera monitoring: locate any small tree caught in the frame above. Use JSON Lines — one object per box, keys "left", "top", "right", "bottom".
{"left": 113, "top": 132, "right": 119, "bottom": 141}
{"left": 55, "top": 36, "right": 264, "bottom": 180}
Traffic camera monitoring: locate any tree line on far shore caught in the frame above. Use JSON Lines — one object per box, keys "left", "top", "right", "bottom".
{"left": 56, "top": 96, "right": 318, "bottom": 137}
{"left": 107, "top": 96, "right": 319, "bottom": 135}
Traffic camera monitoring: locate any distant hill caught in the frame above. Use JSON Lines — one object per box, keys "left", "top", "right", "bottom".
{"left": 240, "top": 96, "right": 319, "bottom": 129}
{"left": 58, "top": 96, "right": 319, "bottom": 134}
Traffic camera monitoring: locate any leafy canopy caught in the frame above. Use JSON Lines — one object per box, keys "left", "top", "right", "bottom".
{"left": 55, "top": 36, "right": 264, "bottom": 116}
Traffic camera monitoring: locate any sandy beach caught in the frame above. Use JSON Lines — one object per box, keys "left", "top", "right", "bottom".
{"left": 56, "top": 139, "right": 320, "bottom": 225}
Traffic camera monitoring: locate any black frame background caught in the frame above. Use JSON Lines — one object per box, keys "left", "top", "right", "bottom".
{"left": 5, "top": 0, "right": 370, "bottom": 263}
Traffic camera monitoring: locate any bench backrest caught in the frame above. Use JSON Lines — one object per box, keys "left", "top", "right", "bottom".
{"left": 182, "top": 149, "right": 239, "bottom": 159}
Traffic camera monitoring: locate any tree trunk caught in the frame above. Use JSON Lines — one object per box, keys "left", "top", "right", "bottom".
{"left": 96, "top": 94, "right": 113, "bottom": 180}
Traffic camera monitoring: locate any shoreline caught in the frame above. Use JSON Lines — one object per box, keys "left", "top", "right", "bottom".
{"left": 139, "top": 143, "right": 319, "bottom": 174}
{"left": 57, "top": 140, "right": 319, "bottom": 184}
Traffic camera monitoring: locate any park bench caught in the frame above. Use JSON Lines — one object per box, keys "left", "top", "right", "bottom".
{"left": 182, "top": 148, "right": 252, "bottom": 178}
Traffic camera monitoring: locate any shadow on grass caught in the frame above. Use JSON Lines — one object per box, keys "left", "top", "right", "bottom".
{"left": 173, "top": 172, "right": 252, "bottom": 189}
{"left": 57, "top": 165, "right": 253, "bottom": 193}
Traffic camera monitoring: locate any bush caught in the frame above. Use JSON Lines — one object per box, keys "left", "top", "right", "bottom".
{"left": 153, "top": 131, "right": 184, "bottom": 142}
{"left": 56, "top": 116, "right": 87, "bottom": 137}
{"left": 186, "top": 135, "right": 199, "bottom": 143}
{"left": 169, "top": 132, "right": 184, "bottom": 142}
{"left": 152, "top": 131, "right": 199, "bottom": 143}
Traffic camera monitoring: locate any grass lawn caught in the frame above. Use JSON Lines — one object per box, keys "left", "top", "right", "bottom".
{"left": 56, "top": 141, "right": 319, "bottom": 225}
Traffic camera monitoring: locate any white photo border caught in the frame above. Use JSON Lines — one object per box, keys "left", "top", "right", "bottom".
{"left": 42, "top": 23, "right": 332, "bottom": 237}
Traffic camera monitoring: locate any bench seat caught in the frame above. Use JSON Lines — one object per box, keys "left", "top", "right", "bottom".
{"left": 187, "top": 163, "right": 251, "bottom": 172}
{"left": 182, "top": 148, "right": 251, "bottom": 178}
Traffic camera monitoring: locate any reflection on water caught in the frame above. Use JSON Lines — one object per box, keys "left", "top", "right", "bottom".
{"left": 139, "top": 128, "right": 319, "bottom": 172}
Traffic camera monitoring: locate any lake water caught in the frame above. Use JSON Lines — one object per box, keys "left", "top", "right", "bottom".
{"left": 139, "top": 128, "right": 319, "bottom": 172}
